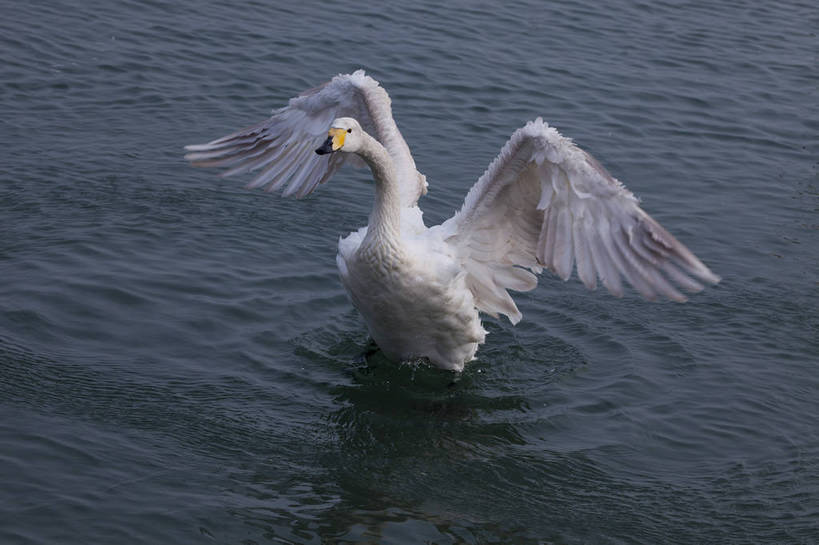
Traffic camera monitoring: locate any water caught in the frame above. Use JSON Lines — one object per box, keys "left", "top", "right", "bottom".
{"left": 1, "top": 0, "right": 817, "bottom": 543}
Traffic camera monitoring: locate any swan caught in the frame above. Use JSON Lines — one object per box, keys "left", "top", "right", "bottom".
{"left": 185, "top": 70, "right": 719, "bottom": 371}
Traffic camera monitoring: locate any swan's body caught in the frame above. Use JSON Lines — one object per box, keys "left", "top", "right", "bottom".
{"left": 319, "top": 119, "right": 485, "bottom": 368}
{"left": 186, "top": 70, "right": 719, "bottom": 371}
{"left": 338, "top": 226, "right": 485, "bottom": 367}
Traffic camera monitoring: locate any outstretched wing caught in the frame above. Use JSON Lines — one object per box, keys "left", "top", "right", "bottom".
{"left": 440, "top": 118, "right": 719, "bottom": 323}
{"left": 184, "top": 70, "right": 425, "bottom": 204}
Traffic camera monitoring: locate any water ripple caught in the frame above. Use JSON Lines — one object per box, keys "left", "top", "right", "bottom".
{"left": 1, "top": 0, "right": 817, "bottom": 543}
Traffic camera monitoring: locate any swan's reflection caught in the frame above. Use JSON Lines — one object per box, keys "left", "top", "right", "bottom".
{"left": 231, "top": 321, "right": 582, "bottom": 544}
{"left": 304, "top": 328, "right": 576, "bottom": 544}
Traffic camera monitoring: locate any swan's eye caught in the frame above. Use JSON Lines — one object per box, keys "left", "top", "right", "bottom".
{"left": 347, "top": 128, "right": 352, "bottom": 133}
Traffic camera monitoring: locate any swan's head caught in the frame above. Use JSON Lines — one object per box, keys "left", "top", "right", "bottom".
{"left": 315, "top": 117, "right": 364, "bottom": 155}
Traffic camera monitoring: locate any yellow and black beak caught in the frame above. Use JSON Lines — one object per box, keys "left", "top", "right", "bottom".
{"left": 315, "top": 128, "right": 346, "bottom": 155}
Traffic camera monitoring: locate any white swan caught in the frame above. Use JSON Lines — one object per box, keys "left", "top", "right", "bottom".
{"left": 185, "top": 70, "right": 719, "bottom": 371}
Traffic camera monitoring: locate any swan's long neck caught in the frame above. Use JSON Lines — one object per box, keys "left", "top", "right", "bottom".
{"left": 357, "top": 133, "right": 402, "bottom": 253}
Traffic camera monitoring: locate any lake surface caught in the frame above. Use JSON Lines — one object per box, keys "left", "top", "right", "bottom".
{"left": 1, "top": 1, "right": 817, "bottom": 543}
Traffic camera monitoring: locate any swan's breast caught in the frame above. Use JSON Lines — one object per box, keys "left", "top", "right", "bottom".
{"left": 336, "top": 232, "right": 485, "bottom": 369}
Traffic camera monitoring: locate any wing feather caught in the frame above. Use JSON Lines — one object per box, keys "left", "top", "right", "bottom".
{"left": 553, "top": 206, "right": 574, "bottom": 281}
{"left": 442, "top": 118, "right": 719, "bottom": 322}
{"left": 185, "top": 70, "right": 425, "bottom": 206}
{"left": 573, "top": 215, "right": 597, "bottom": 290}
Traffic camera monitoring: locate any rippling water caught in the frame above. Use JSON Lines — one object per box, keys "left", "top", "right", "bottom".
{"left": 1, "top": 1, "right": 817, "bottom": 543}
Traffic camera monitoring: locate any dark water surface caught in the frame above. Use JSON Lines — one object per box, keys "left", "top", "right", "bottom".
{"left": 2, "top": 1, "right": 817, "bottom": 543}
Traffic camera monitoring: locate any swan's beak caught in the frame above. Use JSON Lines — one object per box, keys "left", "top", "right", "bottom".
{"left": 315, "top": 136, "right": 334, "bottom": 155}
{"left": 315, "top": 128, "right": 346, "bottom": 155}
